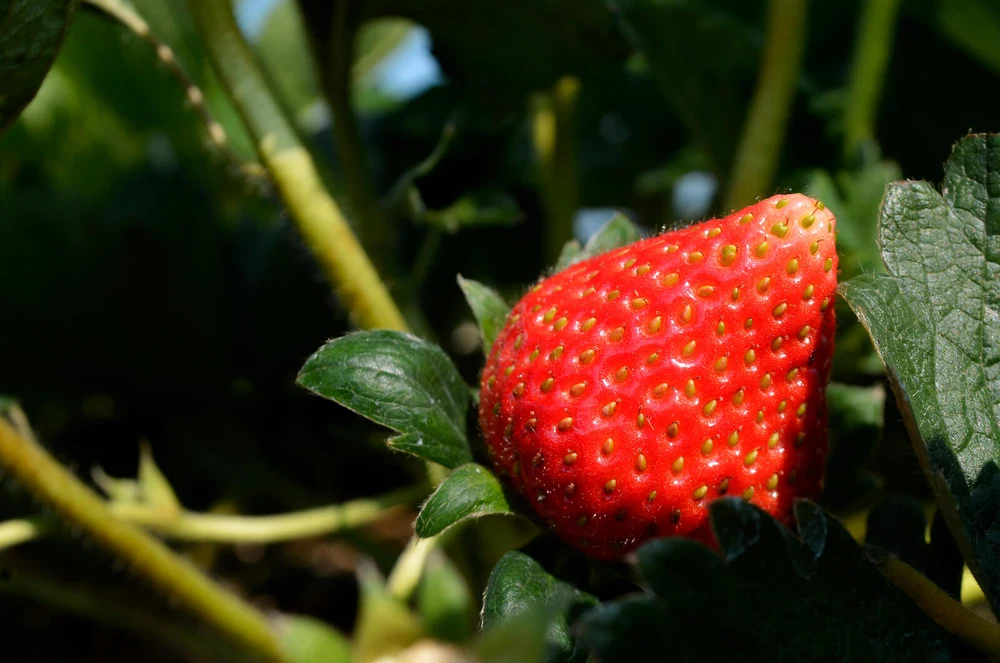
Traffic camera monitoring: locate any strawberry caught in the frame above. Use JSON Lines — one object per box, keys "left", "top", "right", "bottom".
{"left": 478, "top": 194, "right": 836, "bottom": 560}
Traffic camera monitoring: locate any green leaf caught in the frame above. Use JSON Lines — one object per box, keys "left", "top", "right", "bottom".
{"left": 821, "top": 382, "right": 885, "bottom": 510}
{"left": 417, "top": 551, "right": 474, "bottom": 643}
{"left": 555, "top": 211, "right": 643, "bottom": 271}
{"left": 363, "top": 0, "right": 627, "bottom": 101}
{"left": 0, "top": 0, "right": 77, "bottom": 133}
{"left": 415, "top": 463, "right": 512, "bottom": 537}
{"left": 137, "top": 441, "right": 181, "bottom": 514}
{"left": 354, "top": 562, "right": 426, "bottom": 662}
{"left": 912, "top": 0, "right": 1000, "bottom": 74}
{"left": 298, "top": 330, "right": 472, "bottom": 468}
{"left": 553, "top": 240, "right": 583, "bottom": 272}
{"left": 482, "top": 551, "right": 598, "bottom": 663}
{"left": 278, "top": 614, "right": 352, "bottom": 663}
{"left": 457, "top": 276, "right": 511, "bottom": 355}
{"left": 613, "top": 0, "right": 760, "bottom": 174}
{"left": 423, "top": 190, "right": 522, "bottom": 232}
{"left": 839, "top": 133, "right": 1000, "bottom": 612}
{"left": 577, "top": 499, "right": 957, "bottom": 661}
{"left": 476, "top": 593, "right": 571, "bottom": 663}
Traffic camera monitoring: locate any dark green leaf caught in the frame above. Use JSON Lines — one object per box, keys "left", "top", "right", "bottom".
{"left": 298, "top": 330, "right": 472, "bottom": 468}
{"left": 417, "top": 552, "right": 474, "bottom": 643}
{"left": 839, "top": 133, "right": 1000, "bottom": 612}
{"left": 0, "top": 0, "right": 77, "bottom": 133}
{"left": 423, "top": 190, "right": 522, "bottom": 232}
{"left": 578, "top": 499, "right": 956, "bottom": 662}
{"left": 482, "top": 551, "right": 597, "bottom": 663}
{"left": 911, "top": 0, "right": 1000, "bottom": 74}
{"left": 278, "top": 614, "right": 352, "bottom": 663}
{"left": 613, "top": 0, "right": 760, "bottom": 174}
{"left": 821, "top": 382, "right": 885, "bottom": 510}
{"left": 476, "top": 593, "right": 571, "bottom": 663}
{"left": 457, "top": 276, "right": 510, "bottom": 354}
{"left": 364, "top": 0, "right": 627, "bottom": 101}
{"left": 415, "top": 463, "right": 512, "bottom": 537}
{"left": 865, "top": 495, "right": 928, "bottom": 570}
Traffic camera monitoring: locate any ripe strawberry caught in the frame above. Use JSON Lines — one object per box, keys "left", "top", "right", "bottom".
{"left": 478, "top": 194, "right": 836, "bottom": 560}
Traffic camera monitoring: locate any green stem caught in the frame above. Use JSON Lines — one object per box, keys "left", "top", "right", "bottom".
{"left": 82, "top": 0, "right": 268, "bottom": 190}
{"left": 0, "top": 487, "right": 423, "bottom": 550}
{"left": 880, "top": 557, "right": 1000, "bottom": 657}
{"left": 534, "top": 76, "right": 580, "bottom": 264}
{"left": 326, "top": 1, "right": 394, "bottom": 269}
{"left": 0, "top": 418, "right": 285, "bottom": 662}
{"left": 842, "top": 0, "right": 902, "bottom": 160}
{"left": 724, "top": 0, "right": 808, "bottom": 210}
{"left": 189, "top": 0, "right": 407, "bottom": 332}
{"left": 386, "top": 535, "right": 440, "bottom": 602}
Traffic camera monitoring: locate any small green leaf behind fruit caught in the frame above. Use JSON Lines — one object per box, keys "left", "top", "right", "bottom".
{"left": 298, "top": 330, "right": 472, "bottom": 468}
{"left": 554, "top": 211, "right": 643, "bottom": 272}
{"left": 277, "top": 614, "right": 352, "bottom": 663}
{"left": 482, "top": 551, "right": 598, "bottom": 663}
{"left": 418, "top": 551, "right": 475, "bottom": 643}
{"left": 457, "top": 276, "right": 511, "bottom": 354}
{"left": 577, "top": 499, "right": 957, "bottom": 662}
{"left": 415, "top": 463, "right": 513, "bottom": 537}
{"left": 839, "top": 133, "right": 1000, "bottom": 614}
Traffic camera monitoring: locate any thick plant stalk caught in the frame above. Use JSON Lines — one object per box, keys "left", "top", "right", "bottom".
{"left": 0, "top": 418, "right": 286, "bottom": 662}
{"left": 189, "top": 0, "right": 407, "bottom": 332}
{"left": 535, "top": 76, "right": 581, "bottom": 264}
{"left": 724, "top": 0, "right": 807, "bottom": 210}
{"left": 880, "top": 557, "right": 1000, "bottom": 657}
{"left": 843, "top": 0, "right": 902, "bottom": 159}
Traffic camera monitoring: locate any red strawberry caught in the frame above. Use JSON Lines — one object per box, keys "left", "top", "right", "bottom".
{"left": 478, "top": 194, "right": 836, "bottom": 560}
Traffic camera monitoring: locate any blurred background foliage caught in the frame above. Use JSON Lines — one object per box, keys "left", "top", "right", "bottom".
{"left": 1, "top": 0, "right": 999, "bottom": 659}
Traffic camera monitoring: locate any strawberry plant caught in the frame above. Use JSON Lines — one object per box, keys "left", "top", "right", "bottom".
{"left": 2, "top": 0, "right": 1000, "bottom": 661}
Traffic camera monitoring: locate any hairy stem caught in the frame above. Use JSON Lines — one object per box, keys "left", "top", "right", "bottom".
{"left": 724, "top": 0, "right": 807, "bottom": 210}
{"left": 843, "top": 0, "right": 902, "bottom": 160}
{"left": 535, "top": 76, "right": 581, "bottom": 263}
{"left": 0, "top": 486, "right": 423, "bottom": 550}
{"left": 0, "top": 418, "right": 285, "bottom": 662}
{"left": 880, "top": 557, "right": 1000, "bottom": 656}
{"left": 189, "top": 0, "right": 407, "bottom": 331}
{"left": 82, "top": 0, "right": 268, "bottom": 190}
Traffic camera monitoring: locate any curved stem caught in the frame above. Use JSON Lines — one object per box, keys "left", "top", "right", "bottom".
{"left": 189, "top": 0, "right": 407, "bottom": 331}
{"left": 81, "top": 0, "right": 268, "bottom": 190}
{"left": 0, "top": 418, "right": 285, "bottom": 662}
{"left": 880, "top": 557, "right": 1000, "bottom": 657}
{"left": 843, "top": 0, "right": 902, "bottom": 160}
{"left": 114, "top": 486, "right": 422, "bottom": 543}
{"left": 724, "top": 0, "right": 808, "bottom": 210}
{"left": 386, "top": 535, "right": 440, "bottom": 602}
{"left": 534, "top": 76, "right": 580, "bottom": 264}
{"left": 0, "top": 487, "right": 423, "bottom": 550}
